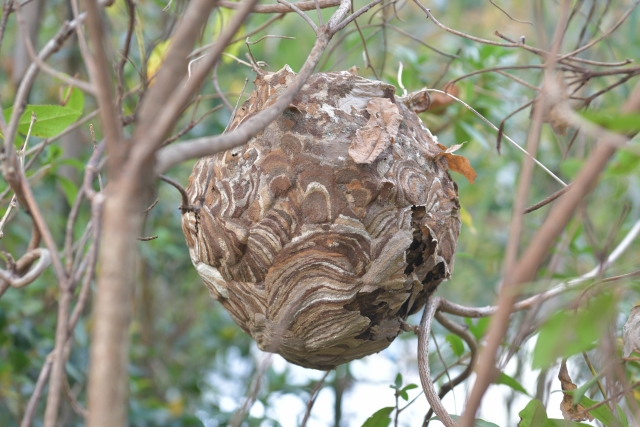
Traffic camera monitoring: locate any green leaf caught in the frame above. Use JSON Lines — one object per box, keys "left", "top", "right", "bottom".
{"left": 580, "top": 111, "right": 640, "bottom": 134}
{"left": 605, "top": 151, "right": 640, "bottom": 177}
{"left": 446, "top": 415, "right": 500, "bottom": 427}
{"left": 446, "top": 334, "right": 465, "bottom": 357}
{"left": 495, "top": 372, "right": 530, "bottom": 396}
{"left": 570, "top": 374, "right": 603, "bottom": 406}
{"left": 4, "top": 105, "right": 82, "bottom": 138}
{"left": 517, "top": 399, "right": 591, "bottom": 427}
{"left": 394, "top": 373, "right": 402, "bottom": 388}
{"left": 464, "top": 317, "right": 489, "bottom": 341}
{"left": 580, "top": 397, "right": 625, "bottom": 427}
{"left": 361, "top": 407, "right": 394, "bottom": 427}
{"left": 616, "top": 404, "right": 629, "bottom": 427}
{"left": 62, "top": 86, "right": 85, "bottom": 113}
{"left": 532, "top": 293, "right": 616, "bottom": 369}
{"left": 398, "top": 383, "right": 418, "bottom": 401}
{"left": 56, "top": 175, "right": 79, "bottom": 208}
{"left": 401, "top": 384, "right": 418, "bottom": 392}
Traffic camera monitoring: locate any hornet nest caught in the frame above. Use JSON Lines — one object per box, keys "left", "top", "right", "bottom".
{"left": 181, "top": 66, "right": 462, "bottom": 370}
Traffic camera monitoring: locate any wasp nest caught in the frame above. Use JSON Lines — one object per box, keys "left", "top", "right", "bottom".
{"left": 181, "top": 66, "right": 461, "bottom": 370}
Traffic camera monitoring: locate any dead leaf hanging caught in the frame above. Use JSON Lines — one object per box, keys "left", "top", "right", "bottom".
{"left": 558, "top": 359, "right": 595, "bottom": 422}
{"left": 436, "top": 143, "right": 477, "bottom": 184}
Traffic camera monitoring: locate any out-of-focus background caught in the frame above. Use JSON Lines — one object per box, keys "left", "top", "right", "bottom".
{"left": 1, "top": 0, "right": 639, "bottom": 425}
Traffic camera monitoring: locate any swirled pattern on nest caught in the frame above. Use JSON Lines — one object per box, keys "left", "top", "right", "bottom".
{"left": 181, "top": 66, "right": 461, "bottom": 370}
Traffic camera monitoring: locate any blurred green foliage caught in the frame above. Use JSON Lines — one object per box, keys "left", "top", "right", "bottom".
{"left": 1, "top": 0, "right": 640, "bottom": 426}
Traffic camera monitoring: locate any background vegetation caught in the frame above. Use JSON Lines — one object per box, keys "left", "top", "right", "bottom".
{"left": 1, "top": 0, "right": 640, "bottom": 426}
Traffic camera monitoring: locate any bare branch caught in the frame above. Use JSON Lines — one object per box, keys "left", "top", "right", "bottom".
{"left": 524, "top": 185, "right": 571, "bottom": 214}
{"left": 219, "top": 0, "right": 340, "bottom": 13}
{"left": 386, "top": 24, "right": 458, "bottom": 59}
{"left": 84, "top": 0, "right": 124, "bottom": 169}
{"left": 558, "top": 0, "right": 640, "bottom": 61}
{"left": 278, "top": 0, "right": 318, "bottom": 32}
{"left": 135, "top": 0, "right": 216, "bottom": 135}
{"left": 418, "top": 297, "right": 457, "bottom": 427}
{"left": 461, "top": 80, "right": 640, "bottom": 425}
{"left": 425, "top": 89, "right": 567, "bottom": 187}
{"left": 229, "top": 354, "right": 273, "bottom": 427}
{"left": 488, "top": 0, "right": 532, "bottom": 25}
{"left": 424, "top": 312, "right": 478, "bottom": 425}
{"left": 14, "top": 4, "right": 96, "bottom": 94}
{"left": 300, "top": 371, "right": 330, "bottom": 427}
{"left": 2, "top": 14, "right": 85, "bottom": 209}
{"left": 131, "top": 0, "right": 261, "bottom": 168}
{"left": 0, "top": 248, "right": 51, "bottom": 288}
{"left": 156, "top": 0, "right": 352, "bottom": 173}
{"left": 332, "top": 0, "right": 383, "bottom": 33}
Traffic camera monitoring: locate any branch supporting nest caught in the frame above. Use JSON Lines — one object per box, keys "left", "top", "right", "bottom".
{"left": 418, "top": 297, "right": 458, "bottom": 427}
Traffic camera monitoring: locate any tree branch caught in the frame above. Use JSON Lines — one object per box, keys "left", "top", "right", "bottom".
{"left": 219, "top": 0, "right": 340, "bottom": 13}
{"left": 460, "top": 80, "right": 640, "bottom": 426}
{"left": 155, "top": 0, "right": 353, "bottom": 173}
{"left": 418, "top": 297, "right": 457, "bottom": 427}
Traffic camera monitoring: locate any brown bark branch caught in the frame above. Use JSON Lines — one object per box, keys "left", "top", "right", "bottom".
{"left": 219, "top": 0, "right": 340, "bottom": 13}
{"left": 84, "top": 0, "right": 124, "bottom": 170}
{"left": 460, "top": 79, "right": 640, "bottom": 426}
{"left": 132, "top": 0, "right": 261, "bottom": 168}
{"left": 155, "top": 0, "right": 352, "bottom": 173}
{"left": 135, "top": 0, "right": 217, "bottom": 133}
{"left": 418, "top": 297, "right": 457, "bottom": 427}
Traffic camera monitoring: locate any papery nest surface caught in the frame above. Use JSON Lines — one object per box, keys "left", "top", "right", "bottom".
{"left": 181, "top": 66, "right": 461, "bottom": 370}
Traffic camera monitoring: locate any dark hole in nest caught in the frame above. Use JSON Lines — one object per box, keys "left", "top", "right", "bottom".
{"left": 344, "top": 289, "right": 386, "bottom": 341}
{"left": 404, "top": 205, "right": 426, "bottom": 275}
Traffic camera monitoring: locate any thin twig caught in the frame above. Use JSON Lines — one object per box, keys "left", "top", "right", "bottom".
{"left": 524, "top": 185, "right": 571, "bottom": 214}
{"left": 159, "top": 175, "right": 197, "bottom": 213}
{"left": 229, "top": 354, "right": 273, "bottom": 427}
{"left": 439, "top": 217, "right": 640, "bottom": 318}
{"left": 425, "top": 89, "right": 567, "bottom": 187}
{"left": 424, "top": 312, "right": 478, "bottom": 426}
{"left": 156, "top": 0, "right": 353, "bottom": 173}
{"left": 14, "top": 4, "right": 96, "bottom": 95}
{"left": 300, "top": 371, "right": 330, "bottom": 427}
{"left": 488, "top": 0, "right": 532, "bottom": 25}
{"left": 277, "top": 0, "right": 318, "bottom": 32}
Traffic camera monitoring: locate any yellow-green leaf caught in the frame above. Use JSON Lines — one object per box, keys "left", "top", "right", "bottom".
{"left": 3, "top": 105, "right": 82, "bottom": 139}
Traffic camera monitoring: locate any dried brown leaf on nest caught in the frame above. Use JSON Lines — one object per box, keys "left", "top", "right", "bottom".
{"left": 558, "top": 360, "right": 595, "bottom": 422}
{"left": 435, "top": 143, "right": 477, "bottom": 184}
{"left": 348, "top": 97, "right": 403, "bottom": 164}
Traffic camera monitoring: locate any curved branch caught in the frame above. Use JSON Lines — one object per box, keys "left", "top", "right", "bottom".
{"left": 418, "top": 297, "right": 457, "bottom": 427}
{"left": 0, "top": 248, "right": 51, "bottom": 289}
{"left": 424, "top": 312, "right": 478, "bottom": 425}
{"left": 439, "top": 216, "right": 640, "bottom": 318}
